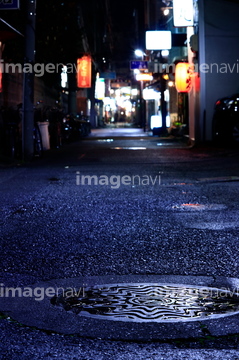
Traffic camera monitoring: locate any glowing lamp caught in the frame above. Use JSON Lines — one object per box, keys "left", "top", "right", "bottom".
{"left": 175, "top": 62, "right": 192, "bottom": 93}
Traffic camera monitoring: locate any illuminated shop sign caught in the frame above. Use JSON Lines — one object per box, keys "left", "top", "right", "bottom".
{"left": 145, "top": 31, "right": 172, "bottom": 50}
{"left": 77, "top": 55, "right": 91, "bottom": 88}
{"left": 136, "top": 73, "right": 153, "bottom": 81}
{"left": 173, "top": 0, "right": 194, "bottom": 27}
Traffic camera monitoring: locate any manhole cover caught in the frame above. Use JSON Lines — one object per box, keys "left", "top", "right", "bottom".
{"left": 172, "top": 203, "right": 227, "bottom": 211}
{"left": 2, "top": 275, "right": 239, "bottom": 340}
{"left": 51, "top": 283, "right": 239, "bottom": 323}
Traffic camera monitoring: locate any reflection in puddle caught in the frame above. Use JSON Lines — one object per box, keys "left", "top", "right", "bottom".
{"left": 111, "top": 147, "right": 147, "bottom": 150}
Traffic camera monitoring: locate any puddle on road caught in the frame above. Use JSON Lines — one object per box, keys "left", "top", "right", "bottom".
{"left": 97, "top": 139, "right": 114, "bottom": 142}
{"left": 111, "top": 147, "right": 147, "bottom": 150}
{"left": 185, "top": 222, "right": 239, "bottom": 230}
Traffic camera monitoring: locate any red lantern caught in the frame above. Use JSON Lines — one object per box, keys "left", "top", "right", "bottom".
{"left": 175, "top": 62, "right": 192, "bottom": 93}
{"left": 77, "top": 55, "right": 92, "bottom": 88}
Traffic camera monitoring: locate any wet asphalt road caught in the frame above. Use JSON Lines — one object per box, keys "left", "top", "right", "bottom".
{"left": 1, "top": 128, "right": 239, "bottom": 359}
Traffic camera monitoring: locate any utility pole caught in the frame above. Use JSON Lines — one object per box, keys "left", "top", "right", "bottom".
{"left": 140, "top": 80, "right": 146, "bottom": 131}
{"left": 22, "top": 0, "right": 36, "bottom": 160}
{"left": 159, "top": 50, "right": 167, "bottom": 135}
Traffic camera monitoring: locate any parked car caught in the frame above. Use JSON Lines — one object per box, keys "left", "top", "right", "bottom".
{"left": 212, "top": 93, "right": 239, "bottom": 144}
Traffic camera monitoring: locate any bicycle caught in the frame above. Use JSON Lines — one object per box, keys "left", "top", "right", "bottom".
{"left": 33, "top": 122, "right": 43, "bottom": 157}
{"left": 20, "top": 105, "right": 44, "bottom": 158}
{"left": 1, "top": 107, "right": 21, "bottom": 160}
{"left": 1, "top": 106, "right": 44, "bottom": 160}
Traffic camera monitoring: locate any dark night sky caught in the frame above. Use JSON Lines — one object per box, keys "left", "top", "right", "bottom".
{"left": 109, "top": 0, "right": 137, "bottom": 31}
{"left": 108, "top": 0, "right": 139, "bottom": 63}
{"left": 0, "top": 0, "right": 141, "bottom": 71}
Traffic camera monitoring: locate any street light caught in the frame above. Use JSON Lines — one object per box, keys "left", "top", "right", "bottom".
{"left": 134, "top": 49, "right": 145, "bottom": 59}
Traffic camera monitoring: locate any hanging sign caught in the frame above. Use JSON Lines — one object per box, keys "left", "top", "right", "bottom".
{"left": 77, "top": 55, "right": 91, "bottom": 88}
{"left": 173, "top": 0, "right": 194, "bottom": 27}
{"left": 136, "top": 73, "right": 153, "bottom": 81}
{"left": 130, "top": 61, "right": 148, "bottom": 70}
{"left": 146, "top": 31, "right": 172, "bottom": 50}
